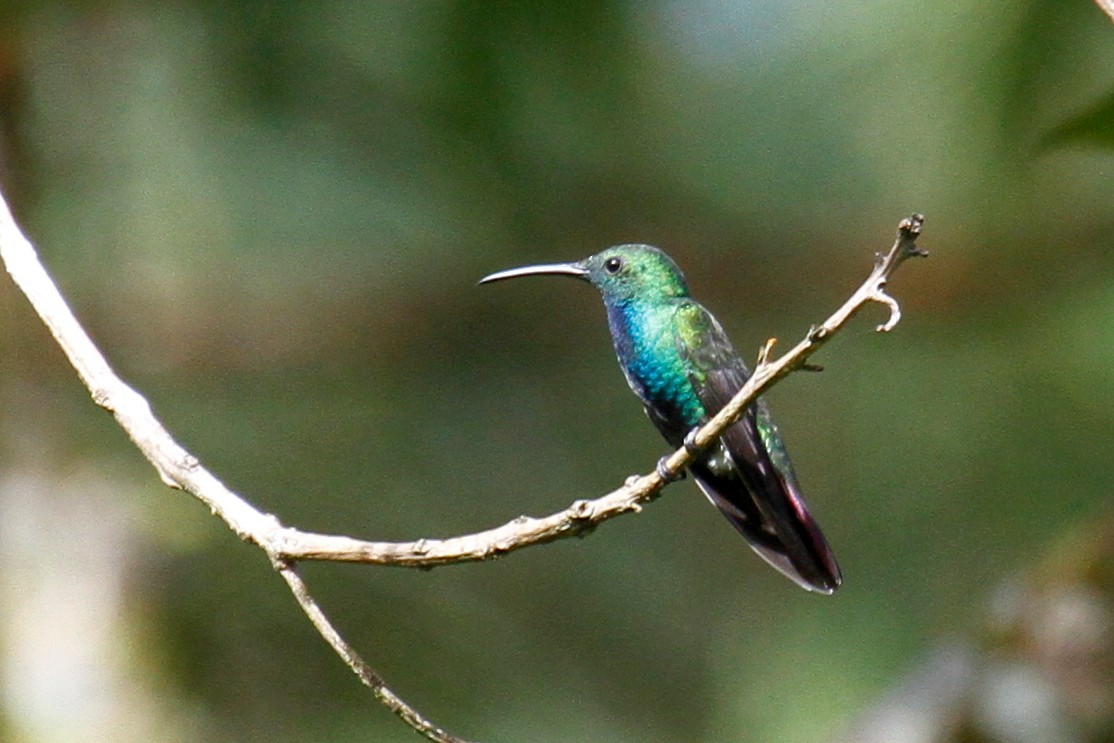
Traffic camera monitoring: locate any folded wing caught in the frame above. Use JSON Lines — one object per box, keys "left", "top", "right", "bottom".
{"left": 671, "top": 301, "right": 842, "bottom": 594}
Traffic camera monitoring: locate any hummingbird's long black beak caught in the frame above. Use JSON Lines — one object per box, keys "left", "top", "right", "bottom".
{"left": 478, "top": 262, "right": 589, "bottom": 285}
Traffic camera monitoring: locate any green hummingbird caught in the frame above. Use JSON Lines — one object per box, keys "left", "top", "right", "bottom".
{"left": 480, "top": 244, "right": 842, "bottom": 594}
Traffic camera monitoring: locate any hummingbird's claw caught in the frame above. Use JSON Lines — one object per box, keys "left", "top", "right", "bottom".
{"left": 656, "top": 455, "right": 686, "bottom": 483}
{"left": 682, "top": 428, "right": 703, "bottom": 455}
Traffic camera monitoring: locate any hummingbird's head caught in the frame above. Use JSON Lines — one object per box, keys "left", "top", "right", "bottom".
{"left": 579, "top": 244, "right": 689, "bottom": 302}
{"left": 479, "top": 244, "right": 690, "bottom": 303}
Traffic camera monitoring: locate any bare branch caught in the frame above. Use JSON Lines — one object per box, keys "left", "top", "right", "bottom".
{"left": 281, "top": 215, "right": 926, "bottom": 566}
{"left": 651, "top": 214, "right": 926, "bottom": 481}
{"left": 0, "top": 183, "right": 925, "bottom": 741}
{"left": 0, "top": 190, "right": 283, "bottom": 547}
{"left": 275, "top": 561, "right": 475, "bottom": 743}
{"left": 1097, "top": 0, "right": 1114, "bottom": 22}
{"left": 0, "top": 188, "right": 449, "bottom": 739}
{"left": 0, "top": 186, "right": 927, "bottom": 572}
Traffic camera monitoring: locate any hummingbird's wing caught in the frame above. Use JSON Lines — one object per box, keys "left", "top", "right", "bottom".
{"left": 672, "top": 301, "right": 842, "bottom": 594}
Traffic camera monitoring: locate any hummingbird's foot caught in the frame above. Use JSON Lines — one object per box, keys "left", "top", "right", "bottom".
{"left": 682, "top": 428, "right": 703, "bottom": 455}
{"left": 656, "top": 455, "right": 686, "bottom": 482}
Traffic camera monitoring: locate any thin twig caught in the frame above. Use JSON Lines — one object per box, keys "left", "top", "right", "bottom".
{"left": 679, "top": 213, "right": 926, "bottom": 455}
{"left": 275, "top": 561, "right": 474, "bottom": 743}
{"left": 0, "top": 185, "right": 925, "bottom": 740}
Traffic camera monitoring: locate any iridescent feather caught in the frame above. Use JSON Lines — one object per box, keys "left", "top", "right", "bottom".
{"left": 480, "top": 245, "right": 842, "bottom": 593}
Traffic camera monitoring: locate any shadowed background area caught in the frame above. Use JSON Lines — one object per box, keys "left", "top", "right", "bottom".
{"left": 0, "top": 2, "right": 1113, "bottom": 742}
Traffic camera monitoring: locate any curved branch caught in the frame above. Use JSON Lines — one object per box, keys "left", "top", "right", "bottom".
{"left": 0, "top": 191, "right": 927, "bottom": 560}
{"left": 0, "top": 188, "right": 460, "bottom": 742}
{"left": 0, "top": 188, "right": 927, "bottom": 570}
{"left": 0, "top": 185, "right": 925, "bottom": 740}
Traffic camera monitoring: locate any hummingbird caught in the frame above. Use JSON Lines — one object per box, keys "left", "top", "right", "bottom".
{"left": 480, "top": 244, "right": 842, "bottom": 594}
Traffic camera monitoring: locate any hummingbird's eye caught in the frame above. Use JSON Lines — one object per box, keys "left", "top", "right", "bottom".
{"left": 604, "top": 257, "right": 623, "bottom": 274}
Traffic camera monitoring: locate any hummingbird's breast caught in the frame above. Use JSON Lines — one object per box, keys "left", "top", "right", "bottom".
{"left": 606, "top": 299, "right": 706, "bottom": 429}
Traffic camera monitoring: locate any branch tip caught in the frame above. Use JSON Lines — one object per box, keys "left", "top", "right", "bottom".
{"left": 892, "top": 213, "right": 929, "bottom": 264}
{"left": 873, "top": 292, "right": 903, "bottom": 332}
{"left": 899, "top": 213, "right": 924, "bottom": 237}
{"left": 756, "top": 337, "right": 777, "bottom": 366}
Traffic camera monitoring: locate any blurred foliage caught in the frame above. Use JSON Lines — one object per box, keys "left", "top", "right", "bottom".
{"left": 0, "top": 2, "right": 1113, "bottom": 742}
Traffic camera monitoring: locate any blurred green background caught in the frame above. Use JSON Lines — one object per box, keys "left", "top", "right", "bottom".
{"left": 1, "top": 2, "right": 1113, "bottom": 742}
